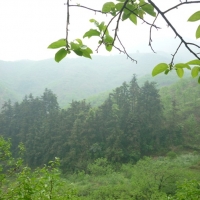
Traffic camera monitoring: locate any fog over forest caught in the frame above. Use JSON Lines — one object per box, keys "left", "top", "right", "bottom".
{"left": 1, "top": 0, "right": 200, "bottom": 198}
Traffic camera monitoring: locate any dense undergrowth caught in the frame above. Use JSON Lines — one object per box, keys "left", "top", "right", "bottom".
{"left": 1, "top": 135, "right": 200, "bottom": 199}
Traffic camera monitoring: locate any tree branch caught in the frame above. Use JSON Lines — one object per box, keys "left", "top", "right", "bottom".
{"left": 116, "top": 35, "right": 137, "bottom": 63}
{"left": 112, "top": 0, "right": 130, "bottom": 45}
{"left": 66, "top": 0, "right": 70, "bottom": 50}
{"left": 170, "top": 41, "right": 183, "bottom": 69}
{"left": 124, "top": 6, "right": 161, "bottom": 29}
{"left": 187, "top": 43, "right": 200, "bottom": 49}
{"left": 95, "top": 13, "right": 120, "bottom": 53}
{"left": 149, "top": 14, "right": 159, "bottom": 53}
{"left": 69, "top": 4, "right": 103, "bottom": 13}
{"left": 148, "top": 0, "right": 200, "bottom": 60}
{"left": 164, "top": 1, "right": 200, "bottom": 14}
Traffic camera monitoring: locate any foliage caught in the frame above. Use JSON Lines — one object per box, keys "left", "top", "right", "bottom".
{"left": 1, "top": 75, "right": 200, "bottom": 199}
{"left": 67, "top": 154, "right": 200, "bottom": 199}
{"left": 172, "top": 180, "right": 200, "bottom": 200}
{"left": 0, "top": 136, "right": 79, "bottom": 199}
{"left": 1, "top": 113, "right": 200, "bottom": 199}
{"left": 2, "top": 76, "right": 200, "bottom": 172}
{"left": 49, "top": 0, "right": 200, "bottom": 83}
{"left": 0, "top": 75, "right": 168, "bottom": 171}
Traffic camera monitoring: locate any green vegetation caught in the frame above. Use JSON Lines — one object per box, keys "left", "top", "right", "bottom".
{"left": 49, "top": 0, "right": 200, "bottom": 83}
{"left": 1, "top": 75, "right": 200, "bottom": 199}
{"left": 1, "top": 137, "right": 200, "bottom": 199}
{"left": 0, "top": 136, "right": 79, "bottom": 199}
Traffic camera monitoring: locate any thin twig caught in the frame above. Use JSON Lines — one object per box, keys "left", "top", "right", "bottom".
{"left": 69, "top": 4, "right": 103, "bottom": 13}
{"left": 169, "top": 41, "right": 183, "bottom": 69}
{"left": 116, "top": 35, "right": 137, "bottom": 63}
{"left": 187, "top": 43, "right": 200, "bottom": 49}
{"left": 164, "top": 1, "right": 200, "bottom": 14}
{"left": 66, "top": 0, "right": 70, "bottom": 49}
{"left": 148, "top": 0, "right": 200, "bottom": 60}
{"left": 149, "top": 14, "right": 159, "bottom": 53}
{"left": 125, "top": 7, "right": 161, "bottom": 29}
{"left": 96, "top": 13, "right": 120, "bottom": 53}
{"left": 112, "top": 0, "right": 130, "bottom": 45}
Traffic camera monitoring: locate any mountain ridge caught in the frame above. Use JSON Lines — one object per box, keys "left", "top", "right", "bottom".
{"left": 0, "top": 52, "right": 181, "bottom": 108}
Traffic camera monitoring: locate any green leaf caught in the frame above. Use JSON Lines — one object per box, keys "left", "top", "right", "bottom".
{"left": 196, "top": 25, "right": 200, "bottom": 39}
{"left": 152, "top": 63, "right": 169, "bottom": 76}
{"left": 70, "top": 41, "right": 93, "bottom": 58}
{"left": 48, "top": 39, "right": 66, "bottom": 49}
{"left": 104, "top": 35, "right": 113, "bottom": 52}
{"left": 89, "top": 19, "right": 96, "bottom": 23}
{"left": 141, "top": 4, "right": 156, "bottom": 17}
{"left": 123, "top": 4, "right": 138, "bottom": 21}
{"left": 198, "top": 76, "right": 200, "bottom": 84}
{"left": 126, "top": 3, "right": 137, "bottom": 12}
{"left": 138, "top": 10, "right": 145, "bottom": 19}
{"left": 85, "top": 47, "right": 92, "bottom": 54}
{"left": 75, "top": 39, "right": 83, "bottom": 44}
{"left": 82, "top": 48, "right": 93, "bottom": 59}
{"left": 83, "top": 29, "right": 100, "bottom": 38}
{"left": 176, "top": 68, "right": 184, "bottom": 78}
{"left": 80, "top": 45, "right": 87, "bottom": 50}
{"left": 82, "top": 51, "right": 91, "bottom": 59}
{"left": 89, "top": 19, "right": 99, "bottom": 26}
{"left": 139, "top": 0, "right": 145, "bottom": 3}
{"left": 110, "top": 9, "right": 117, "bottom": 16}
{"left": 55, "top": 48, "right": 67, "bottom": 62}
{"left": 187, "top": 59, "right": 200, "bottom": 65}
{"left": 115, "top": 3, "right": 124, "bottom": 11}
{"left": 102, "top": 2, "right": 115, "bottom": 13}
{"left": 174, "top": 63, "right": 191, "bottom": 70}
{"left": 164, "top": 69, "right": 170, "bottom": 75}
{"left": 188, "top": 11, "right": 200, "bottom": 22}
{"left": 73, "top": 49, "right": 83, "bottom": 56}
{"left": 98, "top": 22, "right": 105, "bottom": 32}
{"left": 104, "top": 35, "right": 113, "bottom": 43}
{"left": 122, "top": 11, "right": 131, "bottom": 21}
{"left": 70, "top": 42, "right": 80, "bottom": 50}
{"left": 191, "top": 66, "right": 200, "bottom": 78}
{"left": 129, "top": 14, "right": 137, "bottom": 25}
{"left": 105, "top": 44, "right": 112, "bottom": 51}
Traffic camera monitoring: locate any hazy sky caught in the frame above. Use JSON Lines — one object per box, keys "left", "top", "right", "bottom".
{"left": 0, "top": 0, "right": 199, "bottom": 61}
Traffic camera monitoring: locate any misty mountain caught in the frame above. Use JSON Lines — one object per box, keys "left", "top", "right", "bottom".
{"left": 0, "top": 52, "right": 181, "bottom": 108}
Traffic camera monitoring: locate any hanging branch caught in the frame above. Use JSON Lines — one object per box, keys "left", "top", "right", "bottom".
{"left": 66, "top": 0, "right": 70, "bottom": 50}
{"left": 187, "top": 43, "right": 200, "bottom": 49}
{"left": 149, "top": 14, "right": 159, "bottom": 53}
{"left": 69, "top": 4, "right": 103, "bottom": 13}
{"left": 62, "top": 0, "right": 200, "bottom": 65}
{"left": 96, "top": 13, "right": 120, "bottom": 53}
{"left": 112, "top": 0, "right": 130, "bottom": 44}
{"left": 169, "top": 41, "right": 183, "bottom": 70}
{"left": 124, "top": 6, "right": 160, "bottom": 29}
{"left": 148, "top": 0, "right": 200, "bottom": 60}
{"left": 116, "top": 35, "right": 137, "bottom": 63}
{"left": 164, "top": 1, "right": 200, "bottom": 14}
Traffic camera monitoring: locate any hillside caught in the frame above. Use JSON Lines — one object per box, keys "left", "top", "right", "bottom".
{"left": 1, "top": 75, "right": 200, "bottom": 199}
{"left": 0, "top": 52, "right": 176, "bottom": 108}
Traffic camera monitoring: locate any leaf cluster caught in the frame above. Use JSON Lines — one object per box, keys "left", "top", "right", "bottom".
{"left": 48, "top": 39, "right": 93, "bottom": 62}
{"left": 152, "top": 60, "right": 200, "bottom": 83}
